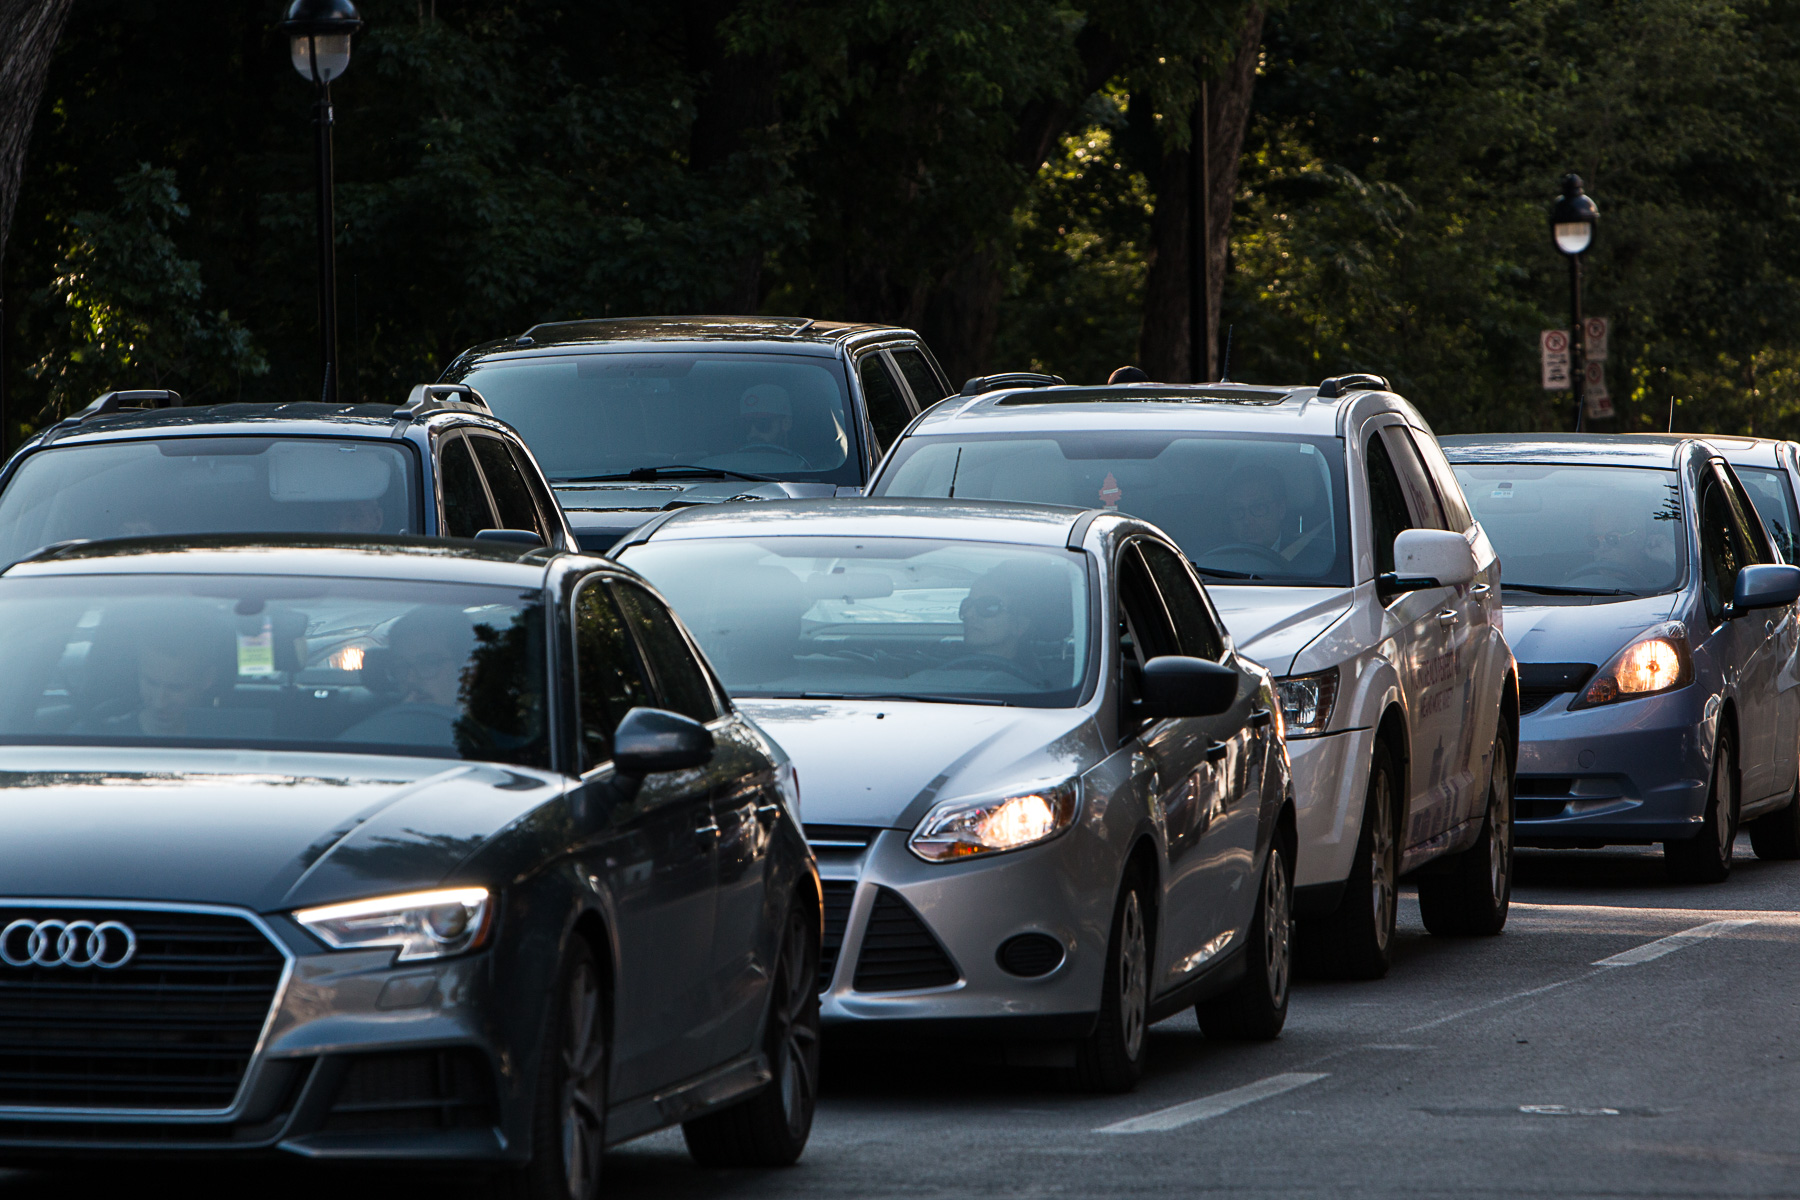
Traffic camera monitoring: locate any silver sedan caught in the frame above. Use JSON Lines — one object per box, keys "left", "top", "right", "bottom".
{"left": 616, "top": 498, "right": 1296, "bottom": 1091}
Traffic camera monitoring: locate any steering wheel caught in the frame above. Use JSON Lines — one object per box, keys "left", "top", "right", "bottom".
{"left": 935, "top": 653, "right": 1041, "bottom": 683}
{"left": 734, "top": 443, "right": 813, "bottom": 469}
{"left": 1201, "top": 543, "right": 1291, "bottom": 572}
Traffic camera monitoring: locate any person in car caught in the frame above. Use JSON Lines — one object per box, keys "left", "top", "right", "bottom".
{"left": 739, "top": 385, "right": 795, "bottom": 453}
{"left": 1570, "top": 504, "right": 1671, "bottom": 590}
{"left": 80, "top": 614, "right": 235, "bottom": 737}
{"left": 1224, "top": 469, "right": 1292, "bottom": 551}
{"left": 339, "top": 607, "right": 474, "bottom": 747}
{"left": 946, "top": 560, "right": 1069, "bottom": 684}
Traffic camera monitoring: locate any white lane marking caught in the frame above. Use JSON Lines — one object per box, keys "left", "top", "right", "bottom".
{"left": 1593, "top": 919, "right": 1756, "bottom": 966}
{"left": 1520, "top": 1104, "right": 1620, "bottom": 1116}
{"left": 1403, "top": 974, "right": 1588, "bottom": 1034}
{"left": 1094, "top": 1072, "right": 1328, "bottom": 1134}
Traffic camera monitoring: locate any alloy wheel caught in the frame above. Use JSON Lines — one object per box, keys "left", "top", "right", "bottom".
{"left": 1369, "top": 774, "right": 1397, "bottom": 952}
{"left": 1118, "top": 891, "right": 1148, "bottom": 1060}
{"left": 1714, "top": 748, "right": 1735, "bottom": 865}
{"left": 560, "top": 959, "right": 606, "bottom": 1200}
{"left": 1264, "top": 847, "right": 1292, "bottom": 1005}
{"left": 1489, "top": 739, "right": 1513, "bottom": 903}
{"left": 770, "top": 917, "right": 820, "bottom": 1140}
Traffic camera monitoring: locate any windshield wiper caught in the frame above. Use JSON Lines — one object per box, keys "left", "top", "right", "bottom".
{"left": 784, "top": 691, "right": 1011, "bottom": 707}
{"left": 1502, "top": 582, "right": 1637, "bottom": 597}
{"left": 554, "top": 465, "right": 777, "bottom": 484}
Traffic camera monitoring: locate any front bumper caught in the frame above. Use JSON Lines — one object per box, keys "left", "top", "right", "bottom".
{"left": 1287, "top": 726, "right": 1376, "bottom": 891}
{"left": 1513, "top": 686, "right": 1712, "bottom": 845}
{"left": 817, "top": 830, "right": 1108, "bottom": 1035}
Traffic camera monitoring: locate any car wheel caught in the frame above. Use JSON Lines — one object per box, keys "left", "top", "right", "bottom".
{"left": 1300, "top": 740, "right": 1399, "bottom": 980}
{"left": 511, "top": 940, "right": 607, "bottom": 1200}
{"left": 683, "top": 897, "right": 820, "bottom": 1167}
{"left": 1748, "top": 781, "right": 1800, "bottom": 860}
{"left": 1666, "top": 727, "right": 1738, "bottom": 884}
{"left": 1418, "top": 732, "right": 1514, "bottom": 936}
{"left": 1196, "top": 839, "right": 1292, "bottom": 1040}
{"left": 1074, "top": 869, "right": 1151, "bottom": 1093}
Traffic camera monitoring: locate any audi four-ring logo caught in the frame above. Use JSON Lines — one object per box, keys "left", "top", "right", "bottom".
{"left": 0, "top": 918, "right": 137, "bottom": 969}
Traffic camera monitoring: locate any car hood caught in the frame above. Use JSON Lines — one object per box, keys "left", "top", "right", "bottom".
{"left": 0, "top": 747, "right": 565, "bottom": 913}
{"left": 735, "top": 699, "right": 1104, "bottom": 831}
{"left": 1502, "top": 592, "right": 1685, "bottom": 665}
{"left": 1205, "top": 585, "right": 1355, "bottom": 677}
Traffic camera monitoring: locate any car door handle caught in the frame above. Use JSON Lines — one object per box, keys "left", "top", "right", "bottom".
{"left": 1437, "top": 609, "right": 1459, "bottom": 629}
{"left": 1205, "top": 742, "right": 1229, "bottom": 763}
{"left": 756, "top": 801, "right": 782, "bottom": 826}
{"left": 1470, "top": 583, "right": 1490, "bottom": 597}
{"left": 1248, "top": 708, "right": 1272, "bottom": 730}
{"left": 694, "top": 815, "right": 721, "bottom": 843}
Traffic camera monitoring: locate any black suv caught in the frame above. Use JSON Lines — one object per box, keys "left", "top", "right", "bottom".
{"left": 0, "top": 387, "right": 576, "bottom": 566}
{"left": 438, "top": 316, "right": 954, "bottom": 551}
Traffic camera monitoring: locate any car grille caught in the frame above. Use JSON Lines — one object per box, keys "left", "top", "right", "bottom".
{"left": 0, "top": 906, "right": 286, "bottom": 1111}
{"left": 322, "top": 1049, "right": 496, "bottom": 1132}
{"left": 853, "top": 888, "right": 959, "bottom": 992}
{"left": 806, "top": 824, "right": 880, "bottom": 853}
{"left": 818, "top": 881, "right": 856, "bottom": 992}
{"left": 1517, "top": 662, "right": 1596, "bottom": 715}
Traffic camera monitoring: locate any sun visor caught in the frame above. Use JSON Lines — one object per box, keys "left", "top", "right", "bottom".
{"left": 268, "top": 442, "right": 395, "bottom": 502}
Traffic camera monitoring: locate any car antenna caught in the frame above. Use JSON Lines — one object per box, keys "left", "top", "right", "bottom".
{"left": 1218, "top": 325, "right": 1234, "bottom": 382}
{"left": 1668, "top": 393, "right": 1676, "bottom": 433}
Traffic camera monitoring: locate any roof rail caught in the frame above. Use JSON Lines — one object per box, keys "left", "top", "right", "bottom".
{"left": 961, "top": 372, "right": 1066, "bottom": 396}
{"left": 395, "top": 383, "right": 490, "bottom": 421}
{"left": 1315, "top": 373, "right": 1390, "bottom": 399}
{"left": 71, "top": 389, "right": 184, "bottom": 423}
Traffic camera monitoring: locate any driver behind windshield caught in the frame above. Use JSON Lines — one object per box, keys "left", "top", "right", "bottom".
{"left": 946, "top": 560, "right": 1070, "bottom": 685}
{"left": 339, "top": 606, "right": 474, "bottom": 747}
{"left": 1225, "top": 470, "right": 1291, "bottom": 551}
{"left": 1572, "top": 504, "right": 1669, "bottom": 590}
{"left": 78, "top": 613, "right": 235, "bottom": 736}
{"left": 739, "top": 384, "right": 794, "bottom": 453}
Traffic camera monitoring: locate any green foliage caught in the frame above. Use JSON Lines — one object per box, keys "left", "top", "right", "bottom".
{"left": 29, "top": 164, "right": 265, "bottom": 419}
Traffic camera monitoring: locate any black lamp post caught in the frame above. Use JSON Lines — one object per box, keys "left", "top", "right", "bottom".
{"left": 279, "top": 0, "right": 361, "bottom": 404}
{"left": 1551, "top": 173, "right": 1598, "bottom": 431}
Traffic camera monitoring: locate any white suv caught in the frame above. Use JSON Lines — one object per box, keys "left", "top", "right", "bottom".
{"left": 868, "top": 374, "right": 1518, "bottom": 977}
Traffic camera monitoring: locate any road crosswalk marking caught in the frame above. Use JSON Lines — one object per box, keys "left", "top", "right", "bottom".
{"left": 1094, "top": 1072, "right": 1329, "bottom": 1134}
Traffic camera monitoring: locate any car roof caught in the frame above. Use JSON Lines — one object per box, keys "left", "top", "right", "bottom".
{"left": 18, "top": 401, "right": 487, "bottom": 450}
{"left": 1664, "top": 433, "right": 1788, "bottom": 469}
{"left": 448, "top": 315, "right": 922, "bottom": 369}
{"left": 624, "top": 497, "right": 1092, "bottom": 549}
{"left": 1438, "top": 433, "right": 1707, "bottom": 469}
{"left": 902, "top": 382, "right": 1399, "bottom": 439}
{"left": 0, "top": 535, "right": 565, "bottom": 587}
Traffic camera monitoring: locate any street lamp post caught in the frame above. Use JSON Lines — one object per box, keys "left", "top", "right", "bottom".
{"left": 279, "top": 0, "right": 361, "bottom": 405}
{"left": 1551, "top": 173, "right": 1598, "bottom": 431}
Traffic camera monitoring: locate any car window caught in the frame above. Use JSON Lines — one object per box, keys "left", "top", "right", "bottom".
{"left": 1721, "top": 465, "right": 1777, "bottom": 564}
{"left": 1700, "top": 476, "right": 1745, "bottom": 626}
{"left": 859, "top": 354, "right": 914, "bottom": 456}
{"left": 1118, "top": 544, "right": 1181, "bottom": 663}
{"left": 574, "top": 580, "right": 655, "bottom": 771}
{"left": 1364, "top": 431, "right": 1415, "bottom": 576}
{"left": 439, "top": 434, "right": 496, "bottom": 538}
{"left": 889, "top": 347, "right": 949, "bottom": 408}
{"left": 509, "top": 441, "right": 562, "bottom": 546}
{"left": 469, "top": 433, "right": 547, "bottom": 538}
{"left": 1731, "top": 465, "right": 1799, "bottom": 564}
{"left": 1406, "top": 428, "right": 1472, "bottom": 532}
{"left": 610, "top": 582, "right": 721, "bottom": 723}
{"left": 1379, "top": 425, "right": 1446, "bottom": 530}
{"left": 1137, "top": 539, "right": 1225, "bottom": 660}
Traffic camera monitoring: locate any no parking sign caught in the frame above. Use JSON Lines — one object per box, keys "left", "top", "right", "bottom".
{"left": 1541, "top": 329, "right": 1571, "bottom": 389}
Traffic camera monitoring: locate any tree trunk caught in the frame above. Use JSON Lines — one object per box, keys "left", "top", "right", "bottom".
{"left": 0, "top": 0, "right": 72, "bottom": 261}
{"left": 1140, "top": 6, "right": 1264, "bottom": 383}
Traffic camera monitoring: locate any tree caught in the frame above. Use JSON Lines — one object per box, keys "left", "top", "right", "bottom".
{"left": 0, "top": 0, "right": 73, "bottom": 260}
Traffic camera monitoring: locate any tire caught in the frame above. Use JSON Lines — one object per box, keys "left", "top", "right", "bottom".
{"left": 1748, "top": 782, "right": 1800, "bottom": 860}
{"left": 1074, "top": 869, "right": 1151, "bottom": 1093}
{"left": 1196, "top": 839, "right": 1292, "bottom": 1040}
{"left": 1419, "top": 733, "right": 1514, "bottom": 936}
{"left": 508, "top": 940, "right": 608, "bottom": 1200}
{"left": 683, "top": 899, "right": 821, "bottom": 1168}
{"left": 1300, "top": 740, "right": 1399, "bottom": 980}
{"left": 1666, "top": 727, "right": 1738, "bottom": 884}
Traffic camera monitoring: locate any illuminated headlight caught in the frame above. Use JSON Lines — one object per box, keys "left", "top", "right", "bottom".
{"left": 295, "top": 887, "right": 493, "bottom": 961}
{"left": 908, "top": 780, "right": 1079, "bottom": 863}
{"left": 1277, "top": 668, "right": 1339, "bottom": 736}
{"left": 1573, "top": 622, "right": 1693, "bottom": 708}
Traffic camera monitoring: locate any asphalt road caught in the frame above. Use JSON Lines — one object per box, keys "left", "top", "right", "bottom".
{"left": 8, "top": 839, "right": 1799, "bottom": 1199}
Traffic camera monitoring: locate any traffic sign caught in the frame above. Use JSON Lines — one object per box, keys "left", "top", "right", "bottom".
{"left": 1541, "top": 329, "right": 1570, "bottom": 389}
{"left": 1584, "top": 360, "right": 1612, "bottom": 419}
{"left": 1585, "top": 317, "right": 1609, "bottom": 363}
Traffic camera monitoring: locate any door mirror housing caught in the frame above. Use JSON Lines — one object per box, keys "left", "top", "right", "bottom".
{"left": 613, "top": 707, "right": 714, "bottom": 777}
{"left": 1136, "top": 656, "right": 1239, "bottom": 720}
{"left": 1381, "top": 528, "right": 1476, "bottom": 596}
{"left": 1733, "top": 563, "right": 1800, "bottom": 612}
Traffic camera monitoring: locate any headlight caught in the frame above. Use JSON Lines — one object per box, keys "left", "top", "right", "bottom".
{"left": 1572, "top": 622, "right": 1693, "bottom": 709}
{"left": 908, "top": 780, "right": 1079, "bottom": 862}
{"left": 295, "top": 887, "right": 493, "bottom": 961}
{"left": 1277, "top": 668, "right": 1339, "bottom": 736}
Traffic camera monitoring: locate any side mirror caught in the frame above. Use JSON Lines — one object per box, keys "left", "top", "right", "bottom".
{"left": 613, "top": 707, "right": 714, "bottom": 777}
{"left": 1137, "top": 656, "right": 1239, "bottom": 720}
{"left": 1381, "top": 528, "right": 1476, "bottom": 597}
{"left": 1734, "top": 563, "right": 1800, "bottom": 612}
{"left": 475, "top": 528, "right": 545, "bottom": 549}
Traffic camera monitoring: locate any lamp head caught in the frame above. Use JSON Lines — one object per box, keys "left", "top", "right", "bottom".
{"left": 280, "top": 0, "right": 362, "bottom": 84}
{"left": 1551, "top": 173, "right": 1598, "bottom": 256}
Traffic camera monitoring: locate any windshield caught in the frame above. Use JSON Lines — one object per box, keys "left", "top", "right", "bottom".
{"left": 1732, "top": 466, "right": 1799, "bottom": 564}
{"left": 1450, "top": 464, "right": 1686, "bottom": 596}
{"left": 874, "top": 431, "right": 1351, "bottom": 585}
{"left": 0, "top": 438, "right": 419, "bottom": 568}
{"left": 0, "top": 576, "right": 546, "bottom": 767}
{"left": 450, "top": 352, "right": 860, "bottom": 485}
{"left": 622, "top": 536, "right": 1092, "bottom": 708}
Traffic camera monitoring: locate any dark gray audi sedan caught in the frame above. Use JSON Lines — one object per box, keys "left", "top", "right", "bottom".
{"left": 0, "top": 537, "right": 819, "bottom": 1191}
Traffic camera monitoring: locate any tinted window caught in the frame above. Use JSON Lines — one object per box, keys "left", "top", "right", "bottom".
{"left": 611, "top": 582, "right": 720, "bottom": 723}
{"left": 1732, "top": 466, "right": 1798, "bottom": 563}
{"left": 878, "top": 431, "right": 1352, "bottom": 586}
{"left": 1118, "top": 545, "right": 1180, "bottom": 661}
{"left": 470, "top": 434, "right": 546, "bottom": 537}
{"left": 575, "top": 581, "right": 653, "bottom": 770}
{"left": 1365, "top": 432, "right": 1414, "bottom": 576}
{"left": 1721, "top": 466, "right": 1776, "bottom": 564}
{"left": 1138, "top": 540, "right": 1225, "bottom": 659}
{"left": 0, "top": 437, "right": 420, "bottom": 567}
{"left": 1406, "top": 428, "right": 1472, "bottom": 532}
{"left": 510, "top": 442, "right": 562, "bottom": 545}
{"left": 859, "top": 355, "right": 914, "bottom": 454}
{"left": 452, "top": 352, "right": 858, "bottom": 485}
{"left": 890, "top": 347, "right": 948, "bottom": 407}
{"left": 1700, "top": 478, "right": 1745, "bottom": 625}
{"left": 440, "top": 435, "right": 494, "bottom": 538}
{"left": 0, "top": 576, "right": 548, "bottom": 767}
{"left": 1380, "top": 425, "right": 1446, "bottom": 529}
